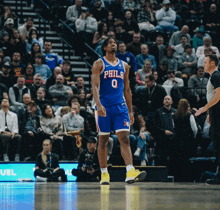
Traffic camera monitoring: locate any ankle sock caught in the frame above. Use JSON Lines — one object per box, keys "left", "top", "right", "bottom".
{"left": 126, "top": 164, "right": 134, "bottom": 173}
{"left": 101, "top": 168, "right": 108, "bottom": 174}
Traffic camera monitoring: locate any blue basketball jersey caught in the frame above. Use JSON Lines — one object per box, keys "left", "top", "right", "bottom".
{"left": 99, "top": 57, "right": 126, "bottom": 107}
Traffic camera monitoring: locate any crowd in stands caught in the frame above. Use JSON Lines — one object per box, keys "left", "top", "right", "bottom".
{"left": 0, "top": 0, "right": 219, "bottom": 180}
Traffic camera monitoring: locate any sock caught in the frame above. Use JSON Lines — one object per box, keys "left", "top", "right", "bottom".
{"left": 101, "top": 168, "right": 108, "bottom": 174}
{"left": 107, "top": 155, "right": 110, "bottom": 161}
{"left": 126, "top": 164, "right": 134, "bottom": 173}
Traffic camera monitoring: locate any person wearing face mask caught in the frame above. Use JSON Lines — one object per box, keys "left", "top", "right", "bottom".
{"left": 49, "top": 74, "right": 73, "bottom": 108}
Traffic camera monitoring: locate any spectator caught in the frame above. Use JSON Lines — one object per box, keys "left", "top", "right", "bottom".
{"left": 0, "top": 30, "right": 13, "bottom": 58}
{"left": 78, "top": 89, "right": 93, "bottom": 114}
{"left": 0, "top": 18, "right": 14, "bottom": 40}
{"left": 123, "top": 10, "right": 139, "bottom": 42}
{"left": 61, "top": 60, "right": 75, "bottom": 87}
{"left": 93, "top": 22, "right": 108, "bottom": 56}
{"left": 10, "top": 52, "right": 25, "bottom": 77}
{"left": 114, "top": 20, "right": 128, "bottom": 43}
{"left": 90, "top": 0, "right": 108, "bottom": 25}
{"left": 188, "top": 67, "right": 208, "bottom": 108}
{"left": 75, "top": 8, "right": 98, "bottom": 44}
{"left": 173, "top": 35, "right": 195, "bottom": 60}
{"left": 102, "top": 11, "right": 115, "bottom": 32}
{"left": 9, "top": 76, "right": 31, "bottom": 110}
{"left": 163, "top": 70, "right": 184, "bottom": 95}
{"left": 24, "top": 63, "right": 35, "bottom": 87}
{"left": 109, "top": 0, "right": 124, "bottom": 20}
{"left": 196, "top": 36, "right": 220, "bottom": 58}
{"left": 73, "top": 76, "right": 91, "bottom": 98}
{"left": 18, "top": 17, "right": 36, "bottom": 40}
{"left": 26, "top": 29, "right": 43, "bottom": 54}
{"left": 0, "top": 60, "right": 16, "bottom": 89}
{"left": 204, "top": 4, "right": 220, "bottom": 33}
{"left": 197, "top": 47, "right": 213, "bottom": 68}
{"left": 135, "top": 59, "right": 153, "bottom": 93}
{"left": 34, "top": 139, "right": 67, "bottom": 182}
{"left": 137, "top": 2, "right": 156, "bottom": 33}
{"left": 149, "top": 35, "right": 166, "bottom": 66}
{"left": 179, "top": 45, "right": 197, "bottom": 76}
{"left": 193, "top": 27, "right": 210, "bottom": 50}
{"left": 35, "top": 87, "right": 52, "bottom": 111}
{"left": 23, "top": 42, "right": 42, "bottom": 65}
{"left": 138, "top": 74, "right": 167, "bottom": 133}
{"left": 155, "top": 0, "right": 178, "bottom": 33}
{"left": 116, "top": 41, "right": 138, "bottom": 91}
{"left": 33, "top": 54, "right": 52, "bottom": 84}
{"left": 161, "top": 46, "right": 178, "bottom": 72}
{"left": 157, "top": 60, "right": 168, "bottom": 84}
{"left": 66, "top": 0, "right": 84, "bottom": 29}
{"left": 62, "top": 102, "right": 84, "bottom": 154}
{"left": 43, "top": 40, "right": 64, "bottom": 72}
{"left": 169, "top": 25, "right": 191, "bottom": 47}
{"left": 126, "top": 32, "right": 143, "bottom": 57}
{"left": 40, "top": 104, "right": 67, "bottom": 159}
{"left": 45, "top": 66, "right": 62, "bottom": 90}
{"left": 29, "top": 74, "right": 43, "bottom": 100}
{"left": 153, "top": 95, "right": 176, "bottom": 166}
{"left": 1, "top": 6, "right": 18, "bottom": 29}
{"left": 0, "top": 98, "right": 21, "bottom": 161}
{"left": 136, "top": 44, "right": 157, "bottom": 69}
{"left": 72, "top": 136, "right": 100, "bottom": 182}
{"left": 19, "top": 100, "right": 49, "bottom": 161}
{"left": 11, "top": 29, "right": 26, "bottom": 58}
{"left": 49, "top": 74, "right": 73, "bottom": 107}
{"left": 171, "top": 99, "right": 198, "bottom": 181}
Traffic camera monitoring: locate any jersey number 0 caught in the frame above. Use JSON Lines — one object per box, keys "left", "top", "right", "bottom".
{"left": 112, "top": 79, "right": 118, "bottom": 88}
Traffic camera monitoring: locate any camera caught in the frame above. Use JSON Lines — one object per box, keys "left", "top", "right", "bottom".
{"left": 84, "top": 154, "right": 94, "bottom": 171}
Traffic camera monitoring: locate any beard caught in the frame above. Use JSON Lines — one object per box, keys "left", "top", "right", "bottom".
{"left": 57, "top": 83, "right": 63, "bottom": 88}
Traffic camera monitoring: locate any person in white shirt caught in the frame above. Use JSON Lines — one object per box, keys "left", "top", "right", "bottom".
{"left": 0, "top": 99, "right": 21, "bottom": 161}
{"left": 196, "top": 36, "right": 220, "bottom": 58}
{"left": 163, "top": 70, "right": 184, "bottom": 95}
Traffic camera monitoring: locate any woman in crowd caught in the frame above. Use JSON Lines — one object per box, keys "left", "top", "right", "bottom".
{"left": 26, "top": 28, "right": 44, "bottom": 53}
{"left": 35, "top": 87, "right": 52, "bottom": 111}
{"left": 102, "top": 11, "right": 115, "bottom": 32}
{"left": 93, "top": 22, "right": 108, "bottom": 55}
{"left": 40, "top": 104, "right": 66, "bottom": 159}
{"left": 34, "top": 139, "right": 67, "bottom": 182}
{"left": 23, "top": 42, "right": 42, "bottom": 64}
{"left": 78, "top": 89, "right": 92, "bottom": 115}
{"left": 171, "top": 99, "right": 198, "bottom": 181}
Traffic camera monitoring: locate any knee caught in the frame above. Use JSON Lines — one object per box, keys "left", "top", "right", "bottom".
{"left": 120, "top": 135, "right": 130, "bottom": 146}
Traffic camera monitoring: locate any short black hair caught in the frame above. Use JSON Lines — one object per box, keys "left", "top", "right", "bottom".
{"left": 101, "top": 38, "right": 118, "bottom": 56}
{"left": 145, "top": 74, "right": 155, "bottom": 81}
{"left": 207, "top": 54, "right": 219, "bottom": 66}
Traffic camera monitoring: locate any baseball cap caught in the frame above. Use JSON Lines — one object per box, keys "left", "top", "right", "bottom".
{"left": 28, "top": 100, "right": 37, "bottom": 106}
{"left": 167, "top": 46, "right": 175, "bottom": 51}
{"left": 163, "top": 0, "right": 171, "bottom": 4}
{"left": 5, "top": 18, "right": 14, "bottom": 25}
{"left": 3, "top": 61, "right": 11, "bottom": 68}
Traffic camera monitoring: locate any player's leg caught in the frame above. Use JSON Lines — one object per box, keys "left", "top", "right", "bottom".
{"left": 114, "top": 104, "right": 146, "bottom": 183}
{"left": 95, "top": 107, "right": 111, "bottom": 185}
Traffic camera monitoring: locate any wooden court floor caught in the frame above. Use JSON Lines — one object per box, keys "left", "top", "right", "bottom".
{"left": 0, "top": 182, "right": 220, "bottom": 210}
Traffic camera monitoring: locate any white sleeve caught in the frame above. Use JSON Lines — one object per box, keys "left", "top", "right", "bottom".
{"left": 190, "top": 114, "right": 198, "bottom": 138}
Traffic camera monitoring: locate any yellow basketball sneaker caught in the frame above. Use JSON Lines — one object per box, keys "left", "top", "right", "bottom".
{"left": 100, "top": 171, "right": 110, "bottom": 185}
{"left": 125, "top": 168, "right": 147, "bottom": 184}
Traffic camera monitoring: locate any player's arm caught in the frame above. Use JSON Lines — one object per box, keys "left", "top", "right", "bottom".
{"left": 123, "top": 62, "right": 134, "bottom": 124}
{"left": 195, "top": 87, "right": 220, "bottom": 116}
{"left": 91, "top": 60, "right": 106, "bottom": 117}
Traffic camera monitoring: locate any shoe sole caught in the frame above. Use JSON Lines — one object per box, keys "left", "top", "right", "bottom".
{"left": 100, "top": 182, "right": 110, "bottom": 185}
{"left": 125, "top": 171, "right": 147, "bottom": 184}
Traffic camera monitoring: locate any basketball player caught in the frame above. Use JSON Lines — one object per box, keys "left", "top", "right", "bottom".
{"left": 92, "top": 38, "right": 147, "bottom": 185}
{"left": 195, "top": 54, "right": 220, "bottom": 184}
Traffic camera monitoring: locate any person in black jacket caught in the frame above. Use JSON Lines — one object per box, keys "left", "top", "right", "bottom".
{"left": 72, "top": 136, "right": 100, "bottom": 182}
{"left": 34, "top": 139, "right": 67, "bottom": 182}
{"left": 137, "top": 74, "right": 167, "bottom": 134}
{"left": 153, "top": 95, "right": 176, "bottom": 166}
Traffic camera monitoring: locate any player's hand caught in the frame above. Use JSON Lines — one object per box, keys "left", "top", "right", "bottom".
{"left": 97, "top": 104, "right": 106, "bottom": 117}
{"left": 195, "top": 106, "right": 206, "bottom": 116}
{"left": 129, "top": 112, "right": 134, "bottom": 125}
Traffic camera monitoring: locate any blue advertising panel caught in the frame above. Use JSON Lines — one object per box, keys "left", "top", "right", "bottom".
{"left": 0, "top": 163, "right": 78, "bottom": 181}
